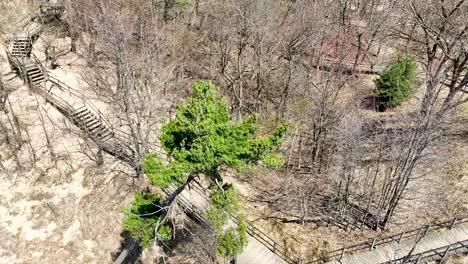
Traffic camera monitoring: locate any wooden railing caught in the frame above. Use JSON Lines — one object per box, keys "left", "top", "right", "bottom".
{"left": 46, "top": 75, "right": 136, "bottom": 147}
{"left": 308, "top": 217, "right": 468, "bottom": 263}
{"left": 383, "top": 239, "right": 468, "bottom": 264}
{"left": 11, "top": 9, "right": 39, "bottom": 31}
{"left": 188, "top": 182, "right": 302, "bottom": 264}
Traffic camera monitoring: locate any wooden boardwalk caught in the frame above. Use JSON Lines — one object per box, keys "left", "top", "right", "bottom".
{"left": 179, "top": 183, "right": 290, "bottom": 264}
{"left": 326, "top": 222, "right": 468, "bottom": 264}
{"left": 237, "top": 236, "right": 287, "bottom": 264}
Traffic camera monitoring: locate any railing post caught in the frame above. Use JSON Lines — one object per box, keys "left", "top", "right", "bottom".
{"left": 339, "top": 246, "right": 346, "bottom": 260}
{"left": 449, "top": 218, "right": 456, "bottom": 230}
{"left": 397, "top": 232, "right": 403, "bottom": 243}
{"left": 272, "top": 241, "right": 276, "bottom": 253}
{"left": 416, "top": 226, "right": 423, "bottom": 238}
{"left": 370, "top": 238, "right": 376, "bottom": 251}
{"left": 441, "top": 245, "right": 451, "bottom": 262}
{"left": 422, "top": 224, "right": 430, "bottom": 237}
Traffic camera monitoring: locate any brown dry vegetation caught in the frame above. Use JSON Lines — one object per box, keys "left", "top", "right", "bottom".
{"left": 1, "top": 0, "right": 468, "bottom": 263}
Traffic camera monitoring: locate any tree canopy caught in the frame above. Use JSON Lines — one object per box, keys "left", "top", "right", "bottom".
{"left": 123, "top": 81, "right": 287, "bottom": 257}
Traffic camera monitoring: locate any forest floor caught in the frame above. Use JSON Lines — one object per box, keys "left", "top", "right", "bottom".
{"left": 1, "top": 39, "right": 467, "bottom": 264}
{"left": 1, "top": 2, "right": 467, "bottom": 263}
{"left": 228, "top": 76, "right": 468, "bottom": 260}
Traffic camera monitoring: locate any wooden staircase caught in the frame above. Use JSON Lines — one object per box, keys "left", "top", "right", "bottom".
{"left": 69, "top": 106, "right": 135, "bottom": 163}
{"left": 24, "top": 62, "right": 45, "bottom": 85}
{"left": 3, "top": 3, "right": 137, "bottom": 166}
{"left": 10, "top": 36, "right": 32, "bottom": 57}
{"left": 71, "top": 107, "right": 113, "bottom": 140}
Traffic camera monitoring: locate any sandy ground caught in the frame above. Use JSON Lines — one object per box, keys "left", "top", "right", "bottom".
{"left": 445, "top": 255, "right": 468, "bottom": 264}
{"left": 0, "top": 36, "right": 141, "bottom": 263}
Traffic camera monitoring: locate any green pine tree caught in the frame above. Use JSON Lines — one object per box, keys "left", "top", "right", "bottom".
{"left": 375, "top": 55, "right": 419, "bottom": 109}
{"left": 123, "top": 81, "right": 287, "bottom": 257}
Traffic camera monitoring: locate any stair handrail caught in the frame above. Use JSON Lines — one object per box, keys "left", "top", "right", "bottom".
{"left": 45, "top": 74, "right": 133, "bottom": 139}
{"left": 42, "top": 86, "right": 74, "bottom": 114}
{"left": 47, "top": 74, "right": 114, "bottom": 127}
{"left": 31, "top": 53, "right": 49, "bottom": 81}
{"left": 6, "top": 51, "right": 35, "bottom": 86}
{"left": 11, "top": 9, "right": 39, "bottom": 32}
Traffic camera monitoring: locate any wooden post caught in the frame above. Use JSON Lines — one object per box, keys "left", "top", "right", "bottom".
{"left": 370, "top": 238, "right": 376, "bottom": 251}
{"left": 441, "top": 245, "right": 451, "bottom": 262}
{"left": 272, "top": 242, "right": 276, "bottom": 253}
{"left": 340, "top": 246, "right": 346, "bottom": 260}
{"left": 449, "top": 218, "right": 457, "bottom": 230}
{"left": 96, "top": 148, "right": 104, "bottom": 167}
{"left": 416, "top": 226, "right": 423, "bottom": 238}
{"left": 422, "top": 224, "right": 430, "bottom": 237}
{"left": 397, "top": 232, "right": 403, "bottom": 243}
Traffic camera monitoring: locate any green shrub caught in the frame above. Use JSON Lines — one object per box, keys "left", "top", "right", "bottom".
{"left": 176, "top": 0, "right": 191, "bottom": 7}
{"left": 375, "top": 55, "right": 419, "bottom": 109}
{"left": 155, "top": 225, "right": 172, "bottom": 241}
{"left": 216, "top": 221, "right": 248, "bottom": 258}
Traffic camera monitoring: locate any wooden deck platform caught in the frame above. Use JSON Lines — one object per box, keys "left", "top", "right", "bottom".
{"left": 326, "top": 223, "right": 468, "bottom": 264}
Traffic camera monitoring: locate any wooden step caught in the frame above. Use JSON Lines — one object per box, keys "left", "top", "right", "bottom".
{"left": 27, "top": 71, "right": 41, "bottom": 77}
{"left": 73, "top": 111, "right": 92, "bottom": 119}
{"left": 72, "top": 111, "right": 91, "bottom": 120}
{"left": 28, "top": 70, "right": 42, "bottom": 76}
{"left": 26, "top": 65, "right": 40, "bottom": 70}
{"left": 87, "top": 123, "right": 103, "bottom": 132}
{"left": 29, "top": 72, "right": 43, "bottom": 78}
{"left": 92, "top": 126, "right": 108, "bottom": 135}
{"left": 30, "top": 77, "right": 44, "bottom": 83}
{"left": 81, "top": 115, "right": 95, "bottom": 123}
{"left": 98, "top": 130, "right": 112, "bottom": 139}
{"left": 84, "top": 119, "right": 100, "bottom": 128}
{"left": 11, "top": 50, "right": 29, "bottom": 54}
{"left": 72, "top": 106, "right": 87, "bottom": 114}
{"left": 11, "top": 52, "right": 28, "bottom": 56}
{"left": 25, "top": 65, "right": 40, "bottom": 71}
{"left": 32, "top": 79, "right": 44, "bottom": 84}
{"left": 12, "top": 49, "right": 29, "bottom": 52}
{"left": 30, "top": 75, "right": 44, "bottom": 81}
